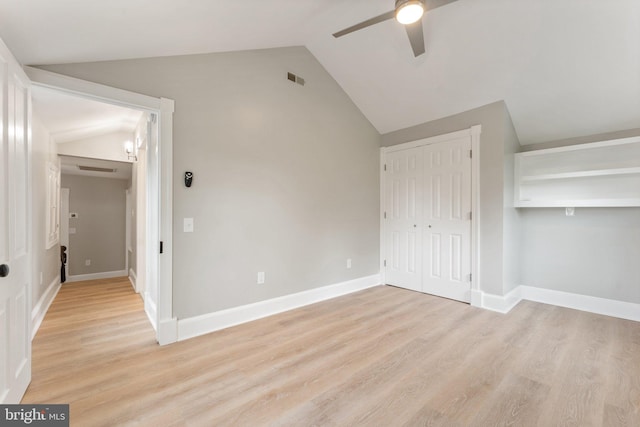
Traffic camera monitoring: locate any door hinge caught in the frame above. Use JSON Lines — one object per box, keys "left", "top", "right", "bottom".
{"left": 160, "top": 241, "right": 164, "bottom": 254}
{"left": 468, "top": 273, "right": 472, "bottom": 282}
{"left": 383, "top": 260, "right": 387, "bottom": 267}
{"left": 384, "top": 164, "right": 387, "bottom": 171}
{"left": 150, "top": 113, "right": 158, "bottom": 124}
{"left": 469, "top": 211, "right": 472, "bottom": 220}
{"left": 469, "top": 149, "right": 473, "bottom": 158}
{"left": 384, "top": 211, "right": 387, "bottom": 219}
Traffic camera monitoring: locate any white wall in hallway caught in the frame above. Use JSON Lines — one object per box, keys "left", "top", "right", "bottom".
{"left": 31, "top": 115, "right": 61, "bottom": 307}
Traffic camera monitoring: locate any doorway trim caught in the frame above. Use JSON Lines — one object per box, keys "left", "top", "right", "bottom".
{"left": 25, "top": 66, "right": 177, "bottom": 344}
{"left": 380, "top": 125, "right": 481, "bottom": 304}
{"left": 60, "top": 188, "right": 70, "bottom": 281}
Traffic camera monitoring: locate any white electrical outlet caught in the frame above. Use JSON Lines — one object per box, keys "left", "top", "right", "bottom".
{"left": 257, "top": 272, "right": 265, "bottom": 284}
{"left": 85, "top": 259, "right": 91, "bottom": 266}
{"left": 347, "top": 258, "right": 352, "bottom": 269}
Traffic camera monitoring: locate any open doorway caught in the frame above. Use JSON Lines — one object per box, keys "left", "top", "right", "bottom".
{"left": 32, "top": 85, "right": 155, "bottom": 333}
{"left": 26, "top": 65, "right": 176, "bottom": 345}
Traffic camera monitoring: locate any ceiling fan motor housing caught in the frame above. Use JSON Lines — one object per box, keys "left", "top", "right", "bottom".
{"left": 395, "top": 0, "right": 426, "bottom": 11}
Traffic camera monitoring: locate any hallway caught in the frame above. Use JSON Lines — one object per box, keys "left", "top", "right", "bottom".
{"left": 21, "top": 277, "right": 156, "bottom": 423}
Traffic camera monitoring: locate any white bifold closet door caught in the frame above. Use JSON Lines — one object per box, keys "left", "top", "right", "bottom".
{"left": 385, "top": 136, "right": 472, "bottom": 302}
{"left": 385, "top": 146, "right": 423, "bottom": 292}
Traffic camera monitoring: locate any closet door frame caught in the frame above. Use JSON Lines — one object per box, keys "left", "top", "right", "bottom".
{"left": 380, "top": 125, "right": 481, "bottom": 306}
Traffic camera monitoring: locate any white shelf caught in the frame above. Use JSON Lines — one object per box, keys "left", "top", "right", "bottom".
{"left": 514, "top": 136, "right": 640, "bottom": 208}
{"left": 515, "top": 198, "right": 640, "bottom": 208}
{"left": 521, "top": 167, "right": 640, "bottom": 182}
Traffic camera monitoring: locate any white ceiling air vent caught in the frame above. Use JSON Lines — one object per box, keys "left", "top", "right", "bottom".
{"left": 77, "top": 165, "right": 117, "bottom": 173}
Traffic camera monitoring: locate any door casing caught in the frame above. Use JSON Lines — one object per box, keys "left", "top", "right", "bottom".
{"left": 24, "top": 66, "right": 177, "bottom": 345}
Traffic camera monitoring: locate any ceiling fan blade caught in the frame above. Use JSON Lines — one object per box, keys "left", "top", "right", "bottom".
{"left": 333, "top": 10, "right": 396, "bottom": 38}
{"left": 425, "top": 0, "right": 459, "bottom": 11}
{"left": 405, "top": 20, "right": 426, "bottom": 57}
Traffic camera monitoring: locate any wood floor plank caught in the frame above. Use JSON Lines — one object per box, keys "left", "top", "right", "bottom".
{"left": 470, "top": 373, "right": 550, "bottom": 427}
{"left": 603, "top": 404, "right": 633, "bottom": 427}
{"left": 21, "top": 277, "right": 640, "bottom": 427}
{"left": 536, "top": 310, "right": 615, "bottom": 427}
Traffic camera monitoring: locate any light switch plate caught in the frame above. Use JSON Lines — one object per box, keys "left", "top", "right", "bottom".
{"left": 184, "top": 217, "right": 194, "bottom": 232}
{"left": 69, "top": 227, "right": 76, "bottom": 234}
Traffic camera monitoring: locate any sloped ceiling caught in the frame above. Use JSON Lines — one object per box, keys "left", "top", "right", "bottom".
{"left": 0, "top": 0, "right": 638, "bottom": 144}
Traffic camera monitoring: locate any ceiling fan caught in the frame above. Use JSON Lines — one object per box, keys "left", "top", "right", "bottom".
{"left": 332, "top": 0, "right": 459, "bottom": 57}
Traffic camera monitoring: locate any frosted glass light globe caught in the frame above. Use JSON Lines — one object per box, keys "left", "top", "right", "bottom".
{"left": 396, "top": 2, "right": 424, "bottom": 25}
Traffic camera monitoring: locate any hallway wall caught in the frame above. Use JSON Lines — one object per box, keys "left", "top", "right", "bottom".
{"left": 31, "top": 115, "right": 60, "bottom": 308}
{"left": 61, "top": 175, "right": 128, "bottom": 276}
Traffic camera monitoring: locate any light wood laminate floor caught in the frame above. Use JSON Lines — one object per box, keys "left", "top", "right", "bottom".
{"left": 23, "top": 277, "right": 640, "bottom": 426}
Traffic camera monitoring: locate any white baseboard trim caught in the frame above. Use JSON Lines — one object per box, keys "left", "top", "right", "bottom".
{"left": 520, "top": 286, "right": 640, "bottom": 322}
{"left": 128, "top": 268, "right": 137, "bottom": 292}
{"left": 31, "top": 275, "right": 61, "bottom": 340}
{"left": 158, "top": 318, "right": 178, "bottom": 346}
{"left": 478, "top": 285, "right": 640, "bottom": 322}
{"left": 66, "top": 269, "right": 128, "bottom": 282}
{"left": 477, "top": 286, "right": 523, "bottom": 314}
{"left": 177, "top": 274, "right": 381, "bottom": 342}
{"left": 143, "top": 292, "right": 177, "bottom": 346}
{"left": 144, "top": 292, "right": 158, "bottom": 332}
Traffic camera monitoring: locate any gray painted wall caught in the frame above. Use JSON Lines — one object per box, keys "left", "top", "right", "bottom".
{"left": 31, "top": 115, "right": 60, "bottom": 308}
{"left": 518, "top": 130, "right": 640, "bottom": 304}
{"left": 42, "top": 46, "right": 381, "bottom": 318}
{"left": 61, "top": 175, "right": 128, "bottom": 276}
{"left": 520, "top": 208, "right": 640, "bottom": 303}
{"left": 502, "top": 106, "right": 522, "bottom": 294}
{"left": 381, "top": 101, "right": 508, "bottom": 296}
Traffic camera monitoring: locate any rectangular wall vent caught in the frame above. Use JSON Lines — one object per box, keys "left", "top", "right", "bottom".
{"left": 78, "top": 166, "right": 117, "bottom": 173}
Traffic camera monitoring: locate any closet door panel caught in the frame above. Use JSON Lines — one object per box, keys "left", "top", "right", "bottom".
{"left": 385, "top": 147, "right": 423, "bottom": 292}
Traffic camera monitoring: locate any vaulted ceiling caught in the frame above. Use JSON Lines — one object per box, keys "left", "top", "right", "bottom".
{"left": 0, "top": 0, "right": 638, "bottom": 144}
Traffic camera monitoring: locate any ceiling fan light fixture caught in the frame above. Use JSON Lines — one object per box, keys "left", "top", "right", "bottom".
{"left": 395, "top": 0, "right": 425, "bottom": 25}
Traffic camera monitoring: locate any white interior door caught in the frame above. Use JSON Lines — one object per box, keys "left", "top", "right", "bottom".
{"left": 0, "top": 40, "right": 32, "bottom": 403}
{"left": 422, "top": 138, "right": 472, "bottom": 302}
{"left": 384, "top": 146, "right": 423, "bottom": 292}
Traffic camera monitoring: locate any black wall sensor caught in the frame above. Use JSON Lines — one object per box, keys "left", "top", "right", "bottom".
{"left": 185, "top": 171, "right": 193, "bottom": 187}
